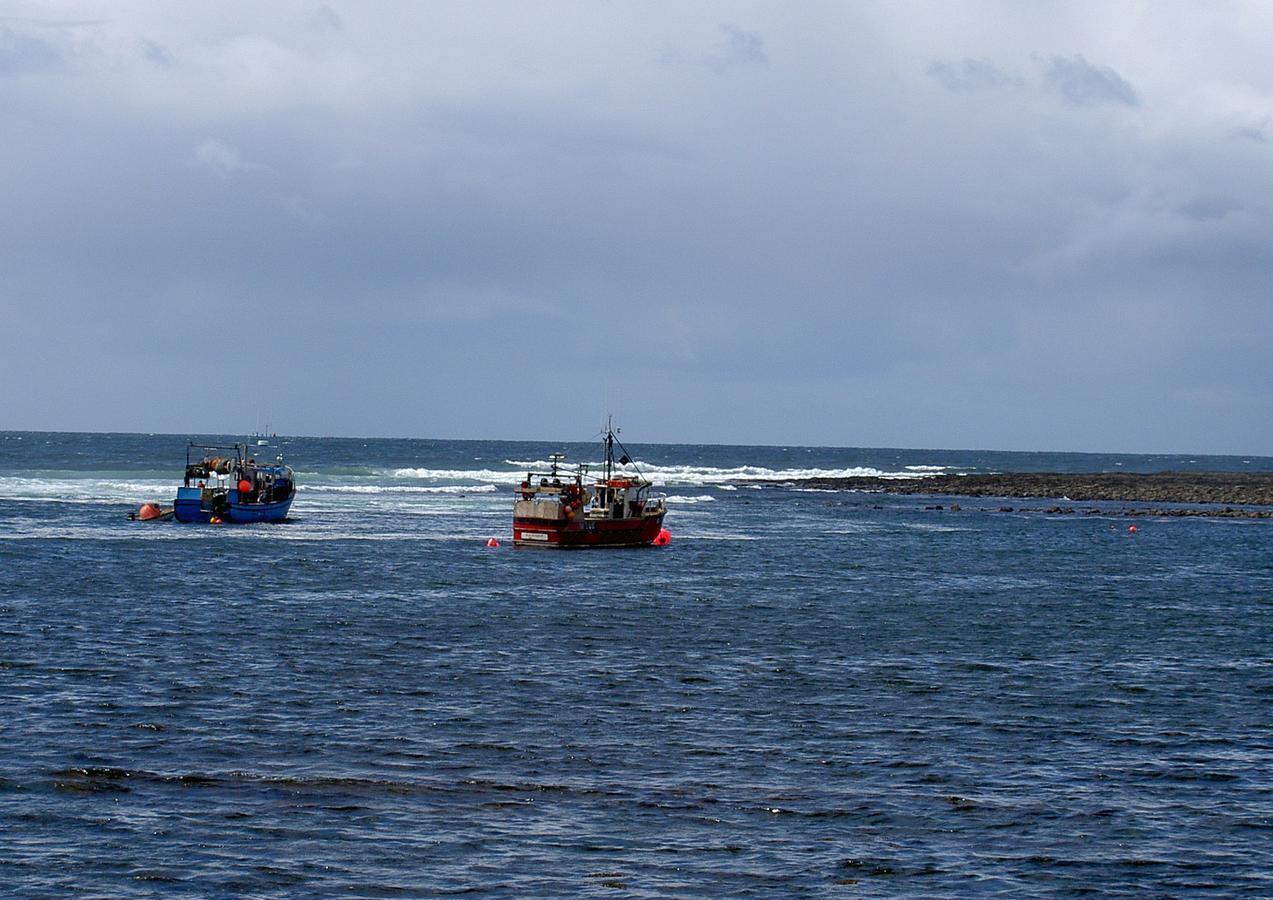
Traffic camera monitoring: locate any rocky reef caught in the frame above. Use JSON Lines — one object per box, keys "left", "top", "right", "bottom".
{"left": 784, "top": 471, "right": 1273, "bottom": 517}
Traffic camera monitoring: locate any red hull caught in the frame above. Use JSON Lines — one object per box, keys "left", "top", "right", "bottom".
{"left": 513, "top": 514, "right": 664, "bottom": 548}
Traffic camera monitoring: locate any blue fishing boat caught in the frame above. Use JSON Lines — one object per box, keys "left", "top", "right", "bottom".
{"left": 173, "top": 443, "right": 295, "bottom": 524}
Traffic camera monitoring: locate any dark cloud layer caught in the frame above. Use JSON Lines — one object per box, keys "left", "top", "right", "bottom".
{"left": 1, "top": 2, "right": 1271, "bottom": 453}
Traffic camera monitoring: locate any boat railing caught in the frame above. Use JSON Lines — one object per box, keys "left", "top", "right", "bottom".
{"left": 521, "top": 471, "right": 583, "bottom": 489}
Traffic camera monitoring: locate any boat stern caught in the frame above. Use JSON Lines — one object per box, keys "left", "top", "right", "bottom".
{"left": 173, "top": 486, "right": 211, "bottom": 523}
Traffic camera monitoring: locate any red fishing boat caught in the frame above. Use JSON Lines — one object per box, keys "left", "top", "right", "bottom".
{"left": 513, "top": 424, "right": 667, "bottom": 548}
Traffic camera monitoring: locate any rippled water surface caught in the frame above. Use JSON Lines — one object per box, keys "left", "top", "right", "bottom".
{"left": 2, "top": 432, "right": 1272, "bottom": 895}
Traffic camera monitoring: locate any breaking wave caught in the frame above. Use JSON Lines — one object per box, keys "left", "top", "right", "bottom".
{"left": 304, "top": 484, "right": 496, "bottom": 495}
{"left": 498, "top": 461, "right": 929, "bottom": 486}
{"left": 393, "top": 467, "right": 528, "bottom": 484}
{"left": 0, "top": 476, "right": 170, "bottom": 503}
{"left": 1, "top": 455, "right": 951, "bottom": 506}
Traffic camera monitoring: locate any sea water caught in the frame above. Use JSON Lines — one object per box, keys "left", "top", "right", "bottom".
{"left": 1, "top": 432, "right": 1271, "bottom": 895}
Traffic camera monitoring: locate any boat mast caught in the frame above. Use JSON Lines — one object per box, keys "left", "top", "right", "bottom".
{"left": 602, "top": 415, "right": 616, "bottom": 482}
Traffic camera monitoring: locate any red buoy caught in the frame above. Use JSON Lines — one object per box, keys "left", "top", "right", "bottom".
{"left": 653, "top": 528, "right": 671, "bottom": 546}
{"left": 486, "top": 537, "right": 500, "bottom": 548}
{"left": 1128, "top": 525, "right": 1138, "bottom": 533}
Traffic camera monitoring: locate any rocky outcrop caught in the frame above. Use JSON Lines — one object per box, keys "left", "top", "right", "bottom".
{"left": 784, "top": 471, "right": 1273, "bottom": 511}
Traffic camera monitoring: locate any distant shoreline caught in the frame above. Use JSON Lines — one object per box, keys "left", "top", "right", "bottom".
{"left": 780, "top": 472, "right": 1273, "bottom": 517}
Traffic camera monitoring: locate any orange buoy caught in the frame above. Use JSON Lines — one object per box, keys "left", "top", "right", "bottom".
{"left": 653, "top": 527, "right": 671, "bottom": 546}
{"left": 209, "top": 516, "right": 223, "bottom": 525}
{"left": 137, "top": 502, "right": 163, "bottom": 521}
{"left": 486, "top": 537, "right": 500, "bottom": 548}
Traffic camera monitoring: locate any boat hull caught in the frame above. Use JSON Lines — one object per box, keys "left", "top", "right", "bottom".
{"left": 174, "top": 487, "right": 294, "bottom": 524}
{"left": 513, "top": 512, "right": 664, "bottom": 548}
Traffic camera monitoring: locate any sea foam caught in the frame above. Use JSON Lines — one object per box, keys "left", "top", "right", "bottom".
{"left": 502, "top": 460, "right": 929, "bottom": 487}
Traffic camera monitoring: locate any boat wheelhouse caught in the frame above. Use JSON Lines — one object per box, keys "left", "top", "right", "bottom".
{"left": 513, "top": 425, "right": 666, "bottom": 548}
{"left": 173, "top": 443, "right": 295, "bottom": 524}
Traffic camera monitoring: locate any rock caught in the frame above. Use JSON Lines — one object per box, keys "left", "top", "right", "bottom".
{"left": 777, "top": 471, "right": 1273, "bottom": 518}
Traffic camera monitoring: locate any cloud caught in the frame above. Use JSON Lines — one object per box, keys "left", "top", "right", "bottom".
{"left": 1042, "top": 54, "right": 1138, "bottom": 106}
{"left": 0, "top": 24, "right": 62, "bottom": 75}
{"left": 709, "top": 24, "right": 766, "bottom": 71}
{"left": 3, "top": 2, "right": 1272, "bottom": 451}
{"left": 316, "top": 5, "right": 343, "bottom": 32}
{"left": 927, "top": 57, "right": 1018, "bottom": 93}
{"left": 1232, "top": 123, "right": 1269, "bottom": 144}
{"left": 192, "top": 139, "right": 266, "bottom": 176}
{"left": 659, "top": 22, "right": 767, "bottom": 73}
{"left": 1180, "top": 196, "right": 1237, "bottom": 222}
{"left": 928, "top": 53, "right": 1137, "bottom": 107}
{"left": 141, "top": 38, "right": 175, "bottom": 67}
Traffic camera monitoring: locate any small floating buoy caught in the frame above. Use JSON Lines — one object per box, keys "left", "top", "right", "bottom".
{"left": 1128, "top": 525, "right": 1138, "bottom": 533}
{"left": 653, "top": 528, "right": 671, "bottom": 546}
{"left": 209, "top": 516, "right": 223, "bottom": 525}
{"left": 486, "top": 537, "right": 500, "bottom": 548}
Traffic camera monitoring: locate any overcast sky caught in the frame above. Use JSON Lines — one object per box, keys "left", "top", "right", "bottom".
{"left": 2, "top": 1, "right": 1271, "bottom": 453}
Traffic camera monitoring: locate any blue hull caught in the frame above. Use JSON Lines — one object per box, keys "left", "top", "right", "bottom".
{"left": 174, "top": 487, "right": 294, "bottom": 524}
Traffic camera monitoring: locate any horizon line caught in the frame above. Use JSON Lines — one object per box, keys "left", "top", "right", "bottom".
{"left": 0, "top": 428, "right": 1267, "bottom": 461}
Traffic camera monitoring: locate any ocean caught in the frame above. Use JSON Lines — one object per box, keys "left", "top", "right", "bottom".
{"left": 2, "top": 431, "right": 1271, "bottom": 895}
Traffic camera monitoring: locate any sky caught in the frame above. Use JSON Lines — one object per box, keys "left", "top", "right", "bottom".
{"left": 2, "top": 1, "right": 1271, "bottom": 453}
